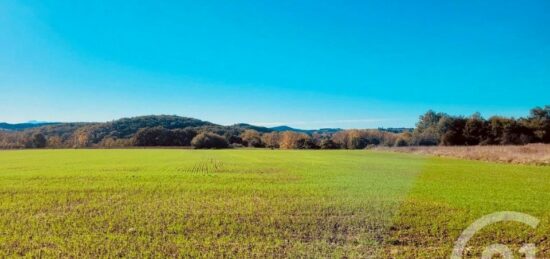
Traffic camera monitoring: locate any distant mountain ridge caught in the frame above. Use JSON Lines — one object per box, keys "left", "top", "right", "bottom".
{"left": 269, "top": 125, "right": 342, "bottom": 134}
{"left": 0, "top": 116, "right": 345, "bottom": 134}
{"left": 0, "top": 122, "right": 60, "bottom": 131}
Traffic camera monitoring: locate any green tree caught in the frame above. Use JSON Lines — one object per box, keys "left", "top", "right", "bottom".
{"left": 412, "top": 110, "right": 446, "bottom": 145}
{"left": 437, "top": 116, "right": 466, "bottom": 146}
{"left": 527, "top": 105, "right": 550, "bottom": 143}
{"left": 463, "top": 113, "right": 487, "bottom": 145}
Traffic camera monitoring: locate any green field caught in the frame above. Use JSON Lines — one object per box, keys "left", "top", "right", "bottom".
{"left": 0, "top": 150, "right": 548, "bottom": 258}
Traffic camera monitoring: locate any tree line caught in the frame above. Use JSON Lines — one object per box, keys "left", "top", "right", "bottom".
{"left": 1, "top": 106, "right": 548, "bottom": 149}
{"left": 411, "top": 106, "right": 550, "bottom": 146}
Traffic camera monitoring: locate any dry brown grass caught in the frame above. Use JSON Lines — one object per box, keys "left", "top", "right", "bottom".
{"left": 376, "top": 144, "right": 550, "bottom": 165}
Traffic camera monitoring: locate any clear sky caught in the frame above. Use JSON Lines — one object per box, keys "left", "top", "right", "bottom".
{"left": 1, "top": 0, "right": 549, "bottom": 129}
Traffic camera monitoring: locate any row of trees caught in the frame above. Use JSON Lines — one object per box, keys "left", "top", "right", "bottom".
{"left": 132, "top": 129, "right": 404, "bottom": 149}
{"left": 1, "top": 106, "right": 548, "bottom": 149}
{"left": 0, "top": 132, "right": 47, "bottom": 149}
{"left": 412, "top": 106, "right": 550, "bottom": 146}
{"left": 0, "top": 127, "right": 402, "bottom": 149}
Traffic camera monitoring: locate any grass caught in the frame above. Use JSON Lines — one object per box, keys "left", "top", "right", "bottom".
{"left": 386, "top": 157, "right": 550, "bottom": 257}
{"left": 0, "top": 149, "right": 548, "bottom": 258}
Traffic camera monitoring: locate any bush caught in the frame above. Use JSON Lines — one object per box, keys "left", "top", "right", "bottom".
{"left": 225, "top": 134, "right": 244, "bottom": 145}
{"left": 32, "top": 133, "right": 47, "bottom": 148}
{"left": 279, "top": 131, "right": 311, "bottom": 149}
{"left": 412, "top": 128, "right": 439, "bottom": 146}
{"left": 191, "top": 132, "right": 229, "bottom": 149}
{"left": 230, "top": 143, "right": 244, "bottom": 148}
{"left": 320, "top": 139, "right": 339, "bottom": 149}
{"left": 394, "top": 137, "right": 409, "bottom": 147}
{"left": 261, "top": 132, "right": 280, "bottom": 148}
{"left": 295, "top": 138, "right": 319, "bottom": 149}
{"left": 240, "top": 130, "right": 263, "bottom": 147}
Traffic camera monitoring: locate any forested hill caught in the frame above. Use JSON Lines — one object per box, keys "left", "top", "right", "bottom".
{"left": 0, "top": 115, "right": 346, "bottom": 148}
{"left": 0, "top": 115, "right": 277, "bottom": 148}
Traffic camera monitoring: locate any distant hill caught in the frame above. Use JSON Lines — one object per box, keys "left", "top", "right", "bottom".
{"left": 97, "top": 115, "right": 215, "bottom": 139}
{"left": 270, "top": 125, "right": 342, "bottom": 134}
{"left": 2, "top": 116, "right": 342, "bottom": 135}
{"left": 230, "top": 123, "right": 273, "bottom": 133}
{"left": 0, "top": 122, "right": 60, "bottom": 131}
{"left": 378, "top": 127, "right": 413, "bottom": 133}
{"left": 1, "top": 115, "right": 216, "bottom": 142}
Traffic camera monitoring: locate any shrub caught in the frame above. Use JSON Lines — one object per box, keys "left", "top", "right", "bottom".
{"left": 320, "top": 138, "right": 339, "bottom": 149}
{"left": 295, "top": 138, "right": 319, "bottom": 149}
{"left": 412, "top": 128, "right": 439, "bottom": 146}
{"left": 332, "top": 129, "right": 398, "bottom": 149}
{"left": 230, "top": 143, "right": 245, "bottom": 148}
{"left": 394, "top": 137, "right": 409, "bottom": 147}
{"left": 32, "top": 133, "right": 47, "bottom": 148}
{"left": 261, "top": 132, "right": 281, "bottom": 149}
{"left": 225, "top": 134, "right": 244, "bottom": 145}
{"left": 240, "top": 130, "right": 263, "bottom": 147}
{"left": 191, "top": 132, "right": 229, "bottom": 149}
{"left": 279, "top": 131, "right": 311, "bottom": 149}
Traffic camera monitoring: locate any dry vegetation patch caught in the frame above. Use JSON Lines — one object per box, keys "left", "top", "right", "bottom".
{"left": 377, "top": 144, "right": 550, "bottom": 165}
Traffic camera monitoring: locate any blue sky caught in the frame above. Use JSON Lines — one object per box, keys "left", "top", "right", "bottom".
{"left": 1, "top": 0, "right": 549, "bottom": 128}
